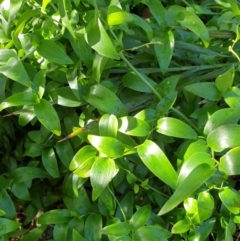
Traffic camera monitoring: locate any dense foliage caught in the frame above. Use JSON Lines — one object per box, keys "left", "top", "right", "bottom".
{"left": 1, "top": 0, "right": 240, "bottom": 240}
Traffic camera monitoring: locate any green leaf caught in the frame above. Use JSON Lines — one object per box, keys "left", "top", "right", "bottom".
{"left": 171, "top": 219, "right": 190, "bottom": 234}
{"left": 55, "top": 140, "right": 74, "bottom": 168}
{"left": 177, "top": 152, "right": 215, "bottom": 186}
{"left": 159, "top": 164, "right": 215, "bottom": 216}
{"left": 32, "top": 70, "right": 46, "bottom": 99}
{"left": 20, "top": 226, "right": 46, "bottom": 241}
{"left": 0, "top": 218, "right": 21, "bottom": 235}
{"left": 219, "top": 187, "right": 240, "bottom": 214}
{"left": 88, "top": 135, "right": 125, "bottom": 158}
{"left": 154, "top": 30, "right": 174, "bottom": 74}
{"left": 0, "top": 57, "right": 31, "bottom": 87}
{"left": 116, "top": 192, "right": 134, "bottom": 221}
{"left": 0, "top": 187, "right": 16, "bottom": 220}
{"left": 137, "top": 140, "right": 178, "bottom": 189}
{"left": 156, "top": 91, "right": 177, "bottom": 117}
{"left": 198, "top": 192, "right": 215, "bottom": 222}
{"left": 0, "top": 92, "right": 39, "bottom": 111}
{"left": 85, "top": 13, "right": 119, "bottom": 59}
{"left": 204, "top": 108, "right": 240, "bottom": 135}
{"left": 207, "top": 124, "right": 240, "bottom": 152}
{"left": 99, "top": 114, "right": 118, "bottom": 138}
{"left": 224, "top": 87, "right": 240, "bottom": 108}
{"left": 101, "top": 222, "right": 131, "bottom": 236}
{"left": 176, "top": 10, "right": 210, "bottom": 47}
{"left": 38, "top": 209, "right": 72, "bottom": 224}
{"left": 215, "top": 65, "right": 235, "bottom": 93}
{"left": 98, "top": 187, "right": 116, "bottom": 216}
{"left": 42, "top": 148, "right": 60, "bottom": 178}
{"left": 53, "top": 223, "right": 68, "bottom": 241}
{"left": 34, "top": 99, "right": 61, "bottom": 136}
{"left": 0, "top": 49, "right": 17, "bottom": 65}
{"left": 36, "top": 40, "right": 73, "bottom": 65}
{"left": 122, "top": 72, "right": 157, "bottom": 93}
{"left": 184, "top": 197, "right": 198, "bottom": 214}
{"left": 219, "top": 147, "right": 240, "bottom": 175}
{"left": 83, "top": 84, "right": 127, "bottom": 117}
{"left": 58, "top": 0, "right": 76, "bottom": 38}
{"left": 157, "top": 75, "right": 180, "bottom": 98}
{"left": 157, "top": 117, "right": 197, "bottom": 139}
{"left": 84, "top": 214, "right": 102, "bottom": 241}
{"left": 129, "top": 205, "right": 151, "bottom": 231}
{"left": 133, "top": 226, "right": 172, "bottom": 241}
{"left": 11, "top": 166, "right": 49, "bottom": 183}
{"left": 12, "top": 183, "right": 31, "bottom": 201}
{"left": 69, "top": 145, "right": 97, "bottom": 171}
{"left": 185, "top": 82, "right": 222, "bottom": 101}
{"left": 118, "top": 116, "right": 150, "bottom": 137}
{"left": 90, "top": 157, "right": 115, "bottom": 201}
{"left": 73, "top": 156, "right": 95, "bottom": 178}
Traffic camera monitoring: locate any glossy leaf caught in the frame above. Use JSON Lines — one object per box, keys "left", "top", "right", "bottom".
{"left": 0, "top": 49, "right": 17, "bottom": 64}
{"left": 0, "top": 92, "right": 39, "bottom": 111}
{"left": 129, "top": 205, "right": 151, "bottom": 230}
{"left": 0, "top": 57, "right": 31, "bottom": 87}
{"left": 154, "top": 30, "right": 174, "bottom": 74}
{"left": 157, "top": 75, "right": 180, "bottom": 98}
{"left": 122, "top": 72, "right": 157, "bottom": 93}
{"left": 133, "top": 226, "right": 172, "bottom": 241}
{"left": 88, "top": 135, "right": 125, "bottom": 158}
{"left": 184, "top": 82, "right": 222, "bottom": 101}
{"left": 157, "top": 117, "right": 197, "bottom": 139}
{"left": 0, "top": 187, "right": 16, "bottom": 220}
{"left": 101, "top": 222, "right": 131, "bottom": 236}
{"left": 198, "top": 192, "right": 215, "bottom": 222}
{"left": 224, "top": 87, "right": 240, "bottom": 108}
{"left": 83, "top": 84, "right": 127, "bottom": 117}
{"left": 171, "top": 219, "right": 190, "bottom": 234}
{"left": 207, "top": 124, "right": 240, "bottom": 152}
{"left": 204, "top": 108, "right": 240, "bottom": 135}
{"left": 99, "top": 114, "right": 118, "bottom": 138}
{"left": 90, "top": 157, "right": 116, "bottom": 201}
{"left": 118, "top": 116, "right": 150, "bottom": 137}
{"left": 73, "top": 156, "right": 95, "bottom": 178}
{"left": 38, "top": 209, "right": 72, "bottom": 224}
{"left": 37, "top": 40, "right": 73, "bottom": 65}
{"left": 84, "top": 214, "right": 102, "bottom": 241}
{"left": 219, "top": 187, "right": 240, "bottom": 214}
{"left": 159, "top": 164, "right": 215, "bottom": 215}
{"left": 137, "top": 140, "right": 178, "bottom": 189}
{"left": 215, "top": 65, "right": 234, "bottom": 93}
{"left": 69, "top": 145, "right": 97, "bottom": 171}
{"left": 34, "top": 99, "right": 61, "bottom": 136}
{"left": 11, "top": 167, "right": 49, "bottom": 183}
{"left": 0, "top": 218, "right": 21, "bottom": 235}
{"left": 177, "top": 152, "right": 215, "bottom": 186}
{"left": 184, "top": 197, "right": 198, "bottom": 214}
{"left": 219, "top": 147, "right": 240, "bottom": 175}
{"left": 42, "top": 148, "right": 60, "bottom": 178}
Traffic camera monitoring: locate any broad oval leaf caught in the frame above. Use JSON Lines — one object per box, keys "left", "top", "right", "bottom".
{"left": 0, "top": 57, "right": 31, "bottom": 87}
{"left": 0, "top": 218, "right": 21, "bottom": 235}
{"left": 0, "top": 187, "right": 16, "bottom": 220}
{"left": 69, "top": 145, "right": 97, "bottom": 171}
{"left": 84, "top": 214, "right": 102, "bottom": 241}
{"left": 215, "top": 65, "right": 234, "bottom": 93}
{"left": 122, "top": 72, "right": 157, "bottom": 93}
{"left": 88, "top": 135, "right": 125, "bottom": 158}
{"left": 171, "top": 219, "right": 190, "bottom": 234}
{"left": 137, "top": 140, "right": 178, "bottom": 189}
{"left": 204, "top": 108, "right": 240, "bottom": 135}
{"left": 184, "top": 82, "right": 222, "bottom": 101}
{"left": 83, "top": 84, "right": 127, "bottom": 117}
{"left": 219, "top": 187, "right": 240, "bottom": 214}
{"left": 11, "top": 167, "right": 49, "bottom": 183}
{"left": 36, "top": 40, "right": 73, "bottom": 65}
{"left": 0, "top": 92, "right": 39, "bottom": 111}
{"left": 42, "top": 148, "right": 60, "bottom": 178}
{"left": 157, "top": 117, "right": 197, "bottom": 139}
{"left": 38, "top": 209, "right": 72, "bottom": 224}
{"left": 154, "top": 30, "right": 174, "bottom": 74}
{"left": 0, "top": 49, "right": 17, "bottom": 65}
{"left": 34, "top": 99, "right": 61, "bottom": 136}
{"left": 73, "top": 156, "right": 96, "bottom": 178}
{"left": 207, "top": 124, "right": 240, "bottom": 152}
{"left": 133, "top": 225, "right": 172, "bottom": 241}
{"left": 99, "top": 114, "right": 118, "bottom": 138}
{"left": 101, "top": 222, "right": 131, "bottom": 236}
{"left": 159, "top": 164, "right": 215, "bottom": 216}
{"left": 90, "top": 157, "right": 116, "bottom": 201}
{"left": 219, "top": 147, "right": 240, "bottom": 175}
{"left": 129, "top": 205, "right": 151, "bottom": 231}
{"left": 198, "top": 192, "right": 215, "bottom": 222}
{"left": 118, "top": 116, "right": 150, "bottom": 137}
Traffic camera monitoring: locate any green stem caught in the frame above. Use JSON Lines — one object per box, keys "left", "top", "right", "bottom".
{"left": 119, "top": 52, "right": 200, "bottom": 133}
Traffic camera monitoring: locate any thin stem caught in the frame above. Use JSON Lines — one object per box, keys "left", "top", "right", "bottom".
{"left": 108, "top": 186, "right": 127, "bottom": 221}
